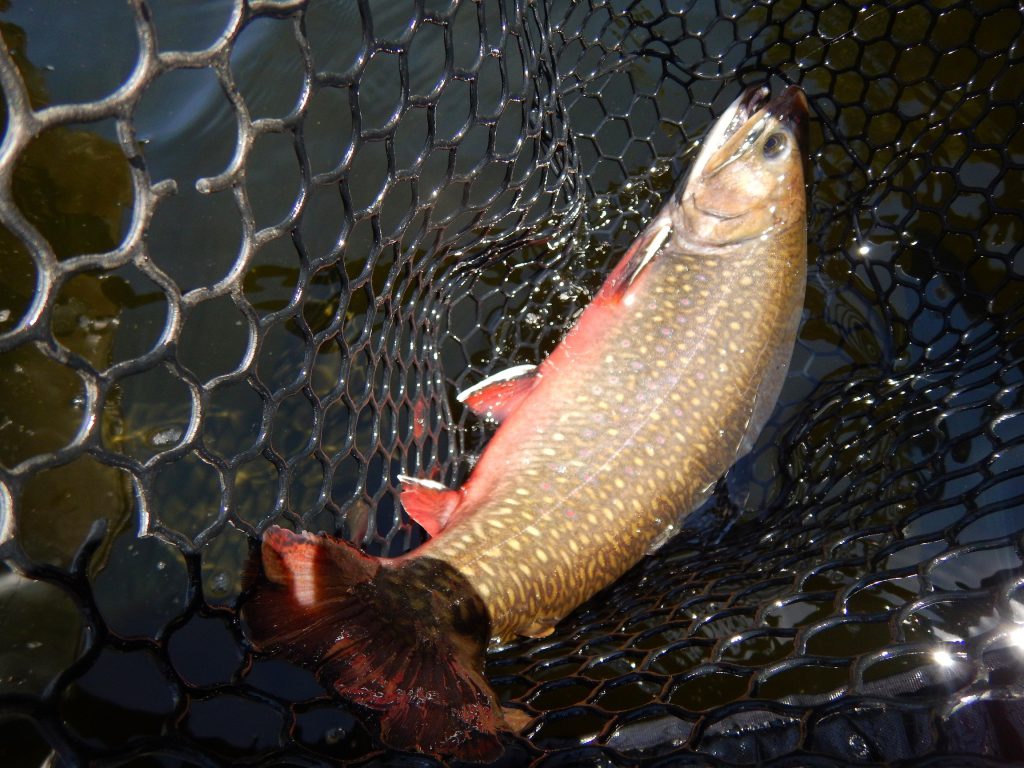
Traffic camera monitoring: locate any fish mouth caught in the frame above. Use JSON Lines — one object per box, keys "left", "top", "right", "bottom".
{"left": 726, "top": 84, "right": 808, "bottom": 150}
{"left": 703, "top": 85, "right": 771, "bottom": 164}
{"left": 737, "top": 84, "right": 772, "bottom": 124}
{"left": 679, "top": 83, "right": 807, "bottom": 194}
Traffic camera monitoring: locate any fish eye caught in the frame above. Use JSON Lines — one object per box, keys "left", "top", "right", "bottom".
{"left": 763, "top": 132, "right": 787, "bottom": 159}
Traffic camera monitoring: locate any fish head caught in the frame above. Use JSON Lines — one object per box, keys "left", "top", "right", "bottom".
{"left": 674, "top": 84, "right": 808, "bottom": 247}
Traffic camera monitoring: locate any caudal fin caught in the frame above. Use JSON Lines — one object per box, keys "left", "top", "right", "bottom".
{"left": 242, "top": 526, "right": 510, "bottom": 761}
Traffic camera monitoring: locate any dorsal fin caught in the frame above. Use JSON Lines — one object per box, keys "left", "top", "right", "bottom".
{"left": 456, "top": 364, "right": 539, "bottom": 423}
{"left": 601, "top": 217, "right": 673, "bottom": 301}
{"left": 397, "top": 475, "right": 461, "bottom": 537}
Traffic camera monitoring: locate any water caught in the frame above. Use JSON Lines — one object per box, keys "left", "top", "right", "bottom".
{"left": 1, "top": 0, "right": 1022, "bottom": 763}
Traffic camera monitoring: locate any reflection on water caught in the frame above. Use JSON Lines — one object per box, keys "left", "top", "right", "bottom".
{"left": 0, "top": 14, "right": 134, "bottom": 575}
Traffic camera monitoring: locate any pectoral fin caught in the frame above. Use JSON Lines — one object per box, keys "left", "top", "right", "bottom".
{"left": 602, "top": 216, "right": 673, "bottom": 301}
{"left": 456, "top": 364, "right": 540, "bottom": 422}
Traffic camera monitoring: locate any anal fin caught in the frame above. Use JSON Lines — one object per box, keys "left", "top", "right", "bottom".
{"left": 519, "top": 616, "right": 559, "bottom": 639}
{"left": 456, "top": 364, "right": 539, "bottom": 423}
{"left": 646, "top": 521, "right": 679, "bottom": 556}
{"left": 398, "top": 475, "right": 460, "bottom": 537}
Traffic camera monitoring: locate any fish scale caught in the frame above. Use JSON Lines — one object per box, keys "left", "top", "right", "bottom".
{"left": 244, "top": 83, "right": 809, "bottom": 760}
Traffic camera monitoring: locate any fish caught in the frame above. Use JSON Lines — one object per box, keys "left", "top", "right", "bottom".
{"left": 242, "top": 83, "right": 809, "bottom": 761}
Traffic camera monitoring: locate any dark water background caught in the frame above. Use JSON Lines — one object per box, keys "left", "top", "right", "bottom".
{"left": 1, "top": 0, "right": 1022, "bottom": 764}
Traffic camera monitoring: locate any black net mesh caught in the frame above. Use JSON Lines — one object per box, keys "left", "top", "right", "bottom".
{"left": 1, "top": 0, "right": 1023, "bottom": 765}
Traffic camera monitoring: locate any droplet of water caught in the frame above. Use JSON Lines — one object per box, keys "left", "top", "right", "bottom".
{"left": 208, "top": 571, "right": 231, "bottom": 596}
{"left": 150, "top": 427, "right": 183, "bottom": 447}
{"left": 78, "top": 315, "right": 116, "bottom": 332}
{"left": 848, "top": 733, "right": 869, "bottom": 758}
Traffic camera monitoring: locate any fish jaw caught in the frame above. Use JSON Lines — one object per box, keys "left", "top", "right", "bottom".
{"left": 683, "top": 85, "right": 772, "bottom": 184}
{"left": 672, "top": 84, "right": 809, "bottom": 249}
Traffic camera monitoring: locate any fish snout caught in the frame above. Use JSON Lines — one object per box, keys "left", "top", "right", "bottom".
{"left": 767, "top": 85, "right": 809, "bottom": 150}
{"left": 737, "top": 85, "right": 771, "bottom": 120}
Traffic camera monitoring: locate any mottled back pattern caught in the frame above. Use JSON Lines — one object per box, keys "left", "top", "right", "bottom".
{"left": 423, "top": 214, "right": 807, "bottom": 642}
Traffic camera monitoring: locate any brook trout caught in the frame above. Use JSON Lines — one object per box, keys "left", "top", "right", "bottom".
{"left": 243, "top": 84, "right": 809, "bottom": 760}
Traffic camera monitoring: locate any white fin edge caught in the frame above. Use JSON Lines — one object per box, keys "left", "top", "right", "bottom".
{"left": 646, "top": 522, "right": 678, "bottom": 556}
{"left": 0, "top": 480, "right": 12, "bottom": 547}
{"left": 456, "top": 364, "right": 538, "bottom": 403}
{"left": 397, "top": 474, "right": 450, "bottom": 491}
{"left": 628, "top": 218, "right": 673, "bottom": 286}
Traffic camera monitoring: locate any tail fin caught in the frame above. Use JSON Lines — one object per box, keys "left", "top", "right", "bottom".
{"left": 242, "top": 526, "right": 509, "bottom": 761}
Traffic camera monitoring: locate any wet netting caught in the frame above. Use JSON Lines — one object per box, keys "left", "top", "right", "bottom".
{"left": 1, "top": 0, "right": 1023, "bottom": 765}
